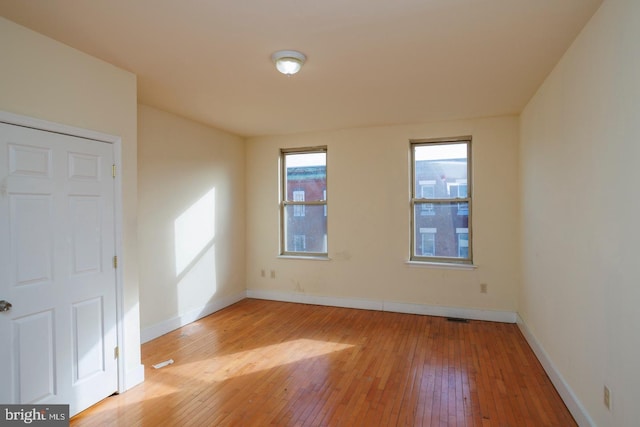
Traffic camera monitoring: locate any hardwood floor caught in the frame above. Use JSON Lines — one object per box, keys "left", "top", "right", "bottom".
{"left": 71, "top": 299, "right": 576, "bottom": 426}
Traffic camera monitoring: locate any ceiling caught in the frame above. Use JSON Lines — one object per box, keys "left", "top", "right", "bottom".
{"left": 0, "top": 0, "right": 602, "bottom": 138}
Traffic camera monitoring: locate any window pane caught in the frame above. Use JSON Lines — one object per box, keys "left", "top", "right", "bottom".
{"left": 292, "top": 190, "right": 305, "bottom": 217}
{"left": 418, "top": 181, "right": 436, "bottom": 215}
{"left": 457, "top": 230, "right": 469, "bottom": 258}
{"left": 421, "top": 184, "right": 435, "bottom": 198}
{"left": 284, "top": 205, "right": 327, "bottom": 253}
{"left": 285, "top": 152, "right": 326, "bottom": 202}
{"left": 419, "top": 231, "right": 436, "bottom": 256}
{"left": 457, "top": 183, "right": 468, "bottom": 198}
{"left": 414, "top": 144, "right": 467, "bottom": 199}
{"left": 413, "top": 202, "right": 469, "bottom": 259}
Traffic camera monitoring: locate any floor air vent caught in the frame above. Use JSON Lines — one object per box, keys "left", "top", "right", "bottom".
{"left": 446, "top": 317, "right": 470, "bottom": 323}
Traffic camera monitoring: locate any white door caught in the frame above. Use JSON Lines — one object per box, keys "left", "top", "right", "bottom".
{"left": 0, "top": 122, "right": 118, "bottom": 416}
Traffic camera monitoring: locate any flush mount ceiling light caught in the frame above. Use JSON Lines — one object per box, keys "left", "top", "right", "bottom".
{"left": 271, "top": 50, "right": 306, "bottom": 76}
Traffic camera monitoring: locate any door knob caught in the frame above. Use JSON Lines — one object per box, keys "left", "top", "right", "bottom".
{"left": 0, "top": 300, "right": 12, "bottom": 312}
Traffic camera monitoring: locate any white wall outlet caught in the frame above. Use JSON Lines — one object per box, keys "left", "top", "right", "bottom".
{"left": 480, "top": 283, "right": 488, "bottom": 293}
{"left": 260, "top": 269, "right": 266, "bottom": 277}
{"left": 270, "top": 270, "right": 276, "bottom": 279}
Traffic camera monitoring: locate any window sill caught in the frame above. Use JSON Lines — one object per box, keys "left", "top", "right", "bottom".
{"left": 405, "top": 261, "right": 477, "bottom": 270}
{"left": 278, "top": 255, "right": 331, "bottom": 261}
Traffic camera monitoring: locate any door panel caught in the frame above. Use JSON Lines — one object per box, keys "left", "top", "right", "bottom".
{"left": 10, "top": 194, "right": 54, "bottom": 286}
{"left": 0, "top": 122, "right": 117, "bottom": 416}
{"left": 13, "top": 310, "right": 56, "bottom": 403}
{"left": 72, "top": 297, "right": 105, "bottom": 382}
{"left": 69, "top": 196, "right": 102, "bottom": 275}
{"left": 8, "top": 143, "right": 52, "bottom": 178}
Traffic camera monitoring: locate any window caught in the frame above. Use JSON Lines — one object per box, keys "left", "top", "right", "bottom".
{"left": 293, "top": 190, "right": 305, "bottom": 217}
{"left": 456, "top": 228, "right": 469, "bottom": 258}
{"left": 293, "top": 234, "right": 306, "bottom": 252}
{"left": 419, "top": 228, "right": 436, "bottom": 256}
{"left": 411, "top": 138, "right": 471, "bottom": 264}
{"left": 419, "top": 181, "right": 435, "bottom": 215}
{"left": 455, "top": 180, "right": 468, "bottom": 215}
{"left": 281, "top": 147, "right": 328, "bottom": 256}
{"left": 323, "top": 189, "right": 327, "bottom": 216}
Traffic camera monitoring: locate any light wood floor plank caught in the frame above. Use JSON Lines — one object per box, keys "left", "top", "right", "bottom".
{"left": 71, "top": 299, "right": 576, "bottom": 426}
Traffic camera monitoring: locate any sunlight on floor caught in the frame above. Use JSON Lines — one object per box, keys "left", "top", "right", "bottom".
{"left": 165, "top": 338, "right": 353, "bottom": 383}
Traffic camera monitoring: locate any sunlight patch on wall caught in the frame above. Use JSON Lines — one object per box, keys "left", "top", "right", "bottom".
{"left": 177, "top": 244, "right": 217, "bottom": 311}
{"left": 174, "top": 188, "right": 216, "bottom": 276}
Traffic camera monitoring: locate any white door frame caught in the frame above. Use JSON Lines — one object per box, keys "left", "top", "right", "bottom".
{"left": 0, "top": 110, "right": 127, "bottom": 393}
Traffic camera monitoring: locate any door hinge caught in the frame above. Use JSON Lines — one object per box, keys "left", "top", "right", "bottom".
{"left": 114, "top": 346, "right": 119, "bottom": 359}
{"left": 113, "top": 255, "right": 118, "bottom": 269}
{"left": 112, "top": 164, "right": 116, "bottom": 178}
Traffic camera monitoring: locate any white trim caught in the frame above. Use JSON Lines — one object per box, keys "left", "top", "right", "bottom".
{"left": 0, "top": 110, "right": 120, "bottom": 143}
{"left": 140, "top": 292, "right": 246, "bottom": 343}
{"left": 516, "top": 314, "right": 595, "bottom": 427}
{"left": 405, "top": 260, "right": 477, "bottom": 270}
{"left": 111, "top": 139, "right": 127, "bottom": 393}
{"left": 385, "top": 301, "right": 515, "bottom": 323}
{"left": 247, "top": 289, "right": 383, "bottom": 311}
{"left": 277, "top": 255, "right": 331, "bottom": 261}
{"left": 123, "top": 364, "right": 145, "bottom": 391}
{"left": 246, "top": 289, "right": 516, "bottom": 323}
{"left": 0, "top": 110, "right": 129, "bottom": 393}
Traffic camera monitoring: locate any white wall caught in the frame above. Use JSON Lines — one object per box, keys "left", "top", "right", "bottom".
{"left": 137, "top": 105, "right": 246, "bottom": 340}
{"left": 519, "top": 0, "right": 640, "bottom": 425}
{"left": 246, "top": 116, "right": 520, "bottom": 316}
{"left": 0, "top": 17, "right": 142, "bottom": 386}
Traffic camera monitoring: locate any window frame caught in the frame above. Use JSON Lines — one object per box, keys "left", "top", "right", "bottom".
{"left": 280, "top": 146, "right": 328, "bottom": 257}
{"left": 410, "top": 137, "right": 472, "bottom": 264}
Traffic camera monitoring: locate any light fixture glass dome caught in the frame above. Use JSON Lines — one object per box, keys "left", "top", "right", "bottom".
{"left": 271, "top": 50, "right": 306, "bottom": 75}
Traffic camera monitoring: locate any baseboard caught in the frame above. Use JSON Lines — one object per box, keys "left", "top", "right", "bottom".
{"left": 516, "top": 314, "right": 595, "bottom": 427}
{"left": 246, "top": 289, "right": 516, "bottom": 323}
{"left": 384, "top": 300, "right": 516, "bottom": 323}
{"left": 246, "top": 289, "right": 383, "bottom": 311}
{"left": 122, "top": 364, "right": 145, "bottom": 392}
{"left": 140, "top": 292, "right": 246, "bottom": 343}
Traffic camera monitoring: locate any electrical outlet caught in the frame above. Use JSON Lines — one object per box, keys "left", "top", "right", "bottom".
{"left": 270, "top": 270, "right": 276, "bottom": 279}
{"left": 260, "top": 269, "right": 265, "bottom": 277}
{"left": 604, "top": 385, "right": 611, "bottom": 411}
{"left": 480, "top": 283, "right": 488, "bottom": 294}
